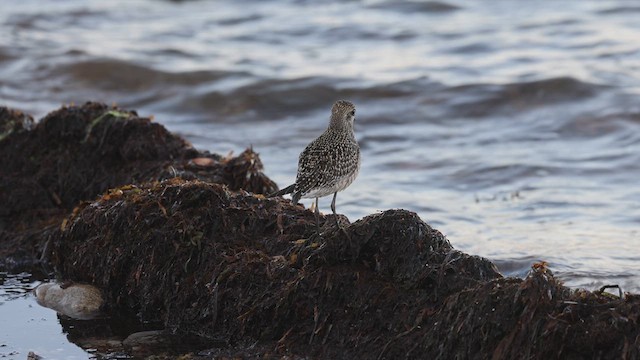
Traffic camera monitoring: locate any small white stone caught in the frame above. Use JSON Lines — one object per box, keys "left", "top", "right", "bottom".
{"left": 34, "top": 282, "right": 104, "bottom": 320}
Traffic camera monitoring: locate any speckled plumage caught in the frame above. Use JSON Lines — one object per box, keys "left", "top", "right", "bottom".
{"left": 292, "top": 101, "right": 360, "bottom": 202}
{"left": 272, "top": 100, "right": 360, "bottom": 229}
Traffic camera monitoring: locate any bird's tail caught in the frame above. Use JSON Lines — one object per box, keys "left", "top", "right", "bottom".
{"left": 269, "top": 184, "right": 295, "bottom": 198}
{"left": 291, "top": 191, "right": 302, "bottom": 205}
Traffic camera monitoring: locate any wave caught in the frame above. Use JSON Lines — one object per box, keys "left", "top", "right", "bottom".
{"left": 439, "top": 77, "right": 607, "bottom": 118}
{"left": 53, "top": 58, "right": 243, "bottom": 91}
{"left": 368, "top": 1, "right": 460, "bottom": 14}
{"left": 596, "top": 6, "right": 640, "bottom": 15}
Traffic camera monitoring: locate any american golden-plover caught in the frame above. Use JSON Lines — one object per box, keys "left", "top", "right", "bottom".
{"left": 272, "top": 100, "right": 360, "bottom": 232}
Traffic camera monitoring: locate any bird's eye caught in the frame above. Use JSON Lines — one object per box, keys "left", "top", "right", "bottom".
{"left": 349, "top": 110, "right": 355, "bottom": 117}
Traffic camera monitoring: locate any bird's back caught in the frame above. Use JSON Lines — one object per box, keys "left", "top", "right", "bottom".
{"left": 294, "top": 128, "right": 360, "bottom": 199}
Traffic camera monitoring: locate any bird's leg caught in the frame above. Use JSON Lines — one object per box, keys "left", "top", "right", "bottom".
{"left": 331, "top": 192, "right": 351, "bottom": 239}
{"left": 331, "top": 192, "right": 341, "bottom": 229}
{"left": 314, "top": 197, "right": 320, "bottom": 234}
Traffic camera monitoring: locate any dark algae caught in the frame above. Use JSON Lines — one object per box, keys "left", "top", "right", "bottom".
{"left": 2, "top": 103, "right": 639, "bottom": 358}
{"left": 0, "top": 102, "right": 276, "bottom": 270}
{"left": 51, "top": 179, "right": 640, "bottom": 359}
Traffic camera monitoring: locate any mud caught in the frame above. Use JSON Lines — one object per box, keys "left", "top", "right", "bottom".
{"left": 0, "top": 102, "right": 276, "bottom": 270}
{"left": 52, "top": 179, "right": 639, "bottom": 359}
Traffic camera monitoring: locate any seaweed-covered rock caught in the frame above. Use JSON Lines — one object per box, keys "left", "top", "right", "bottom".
{"left": 5, "top": 102, "right": 640, "bottom": 358}
{"left": 0, "top": 102, "right": 277, "bottom": 270}
{"left": 43, "top": 179, "right": 640, "bottom": 359}
{"left": 420, "top": 265, "right": 640, "bottom": 359}
{"left": 51, "top": 179, "right": 640, "bottom": 359}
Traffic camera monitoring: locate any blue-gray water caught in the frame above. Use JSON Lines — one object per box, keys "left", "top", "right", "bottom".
{"left": 1, "top": 0, "right": 639, "bottom": 357}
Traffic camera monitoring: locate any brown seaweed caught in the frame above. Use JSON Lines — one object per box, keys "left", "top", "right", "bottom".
{"left": 52, "top": 179, "right": 639, "bottom": 359}
{"left": 2, "top": 102, "right": 638, "bottom": 358}
{"left": 0, "top": 102, "right": 277, "bottom": 270}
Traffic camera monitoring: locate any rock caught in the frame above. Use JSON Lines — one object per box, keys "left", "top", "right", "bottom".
{"left": 122, "top": 330, "right": 169, "bottom": 347}
{"left": 34, "top": 282, "right": 104, "bottom": 320}
{"left": 26, "top": 351, "right": 41, "bottom": 360}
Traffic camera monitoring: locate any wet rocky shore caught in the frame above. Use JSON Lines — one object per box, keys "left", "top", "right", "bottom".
{"left": 1, "top": 103, "right": 638, "bottom": 359}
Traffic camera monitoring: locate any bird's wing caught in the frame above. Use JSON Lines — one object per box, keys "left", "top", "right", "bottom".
{"left": 294, "top": 138, "right": 359, "bottom": 195}
{"left": 295, "top": 144, "right": 331, "bottom": 195}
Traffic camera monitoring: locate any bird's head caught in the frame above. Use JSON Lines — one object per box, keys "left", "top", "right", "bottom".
{"left": 329, "top": 100, "right": 356, "bottom": 131}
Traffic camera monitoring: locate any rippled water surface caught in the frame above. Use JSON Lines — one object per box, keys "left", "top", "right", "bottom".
{"left": 0, "top": 272, "right": 89, "bottom": 359}
{"left": 2, "top": 0, "right": 640, "bottom": 357}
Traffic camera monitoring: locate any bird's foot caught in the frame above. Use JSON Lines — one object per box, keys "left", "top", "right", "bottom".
{"left": 332, "top": 215, "right": 351, "bottom": 240}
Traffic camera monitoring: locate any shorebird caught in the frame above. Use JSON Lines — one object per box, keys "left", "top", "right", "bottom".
{"left": 272, "top": 100, "right": 360, "bottom": 232}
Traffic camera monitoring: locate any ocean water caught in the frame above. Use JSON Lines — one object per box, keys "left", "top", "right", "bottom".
{"left": 1, "top": 0, "right": 639, "bottom": 357}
